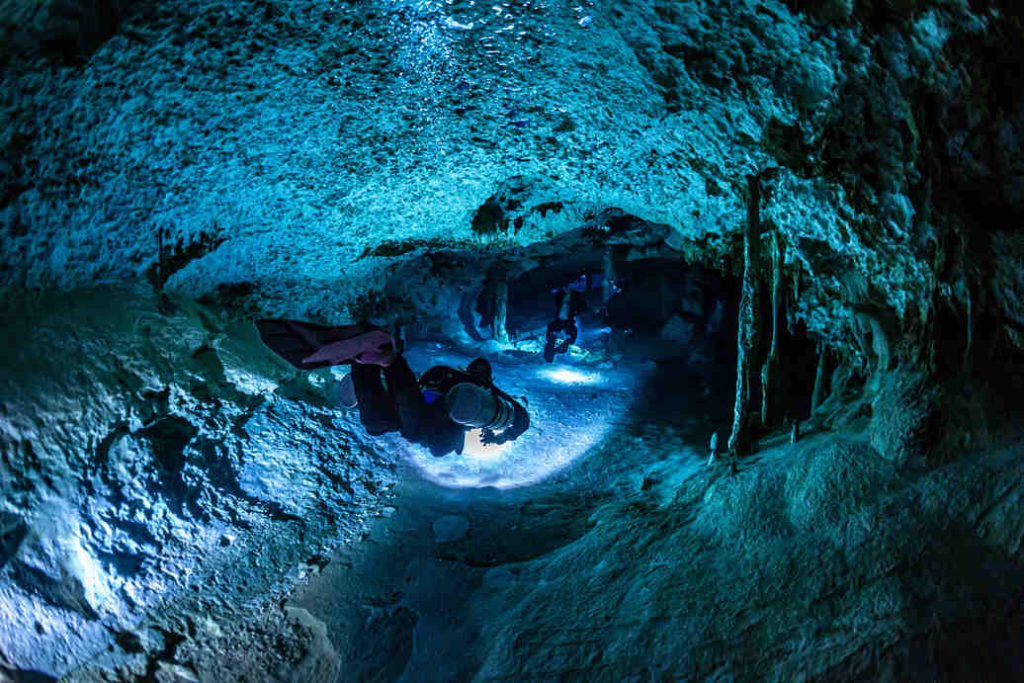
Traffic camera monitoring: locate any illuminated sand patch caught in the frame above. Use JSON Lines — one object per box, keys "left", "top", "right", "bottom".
{"left": 399, "top": 348, "right": 650, "bottom": 489}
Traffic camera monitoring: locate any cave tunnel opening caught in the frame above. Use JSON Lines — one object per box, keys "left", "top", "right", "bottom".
{"left": 377, "top": 216, "right": 823, "bottom": 487}
{"left": 501, "top": 251, "right": 744, "bottom": 435}
{"left": 279, "top": 222, "right": 836, "bottom": 682}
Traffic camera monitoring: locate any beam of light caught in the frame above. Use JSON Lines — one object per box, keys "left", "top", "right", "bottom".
{"left": 402, "top": 416, "right": 614, "bottom": 490}
{"left": 458, "top": 428, "right": 512, "bottom": 462}
{"left": 68, "top": 535, "right": 118, "bottom": 617}
{"left": 539, "top": 366, "right": 603, "bottom": 385}
{"left": 398, "top": 349, "right": 646, "bottom": 490}
{"left": 402, "top": 385, "right": 622, "bottom": 490}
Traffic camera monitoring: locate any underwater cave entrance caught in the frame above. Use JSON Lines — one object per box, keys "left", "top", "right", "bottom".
{"left": 379, "top": 213, "right": 822, "bottom": 455}
{"left": 504, "top": 254, "right": 740, "bottom": 362}
{"left": 500, "top": 251, "right": 747, "bottom": 434}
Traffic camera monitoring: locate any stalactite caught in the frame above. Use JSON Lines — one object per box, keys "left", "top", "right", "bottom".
{"left": 792, "top": 262, "right": 800, "bottom": 306}
{"left": 964, "top": 282, "right": 973, "bottom": 375}
{"left": 760, "top": 230, "right": 784, "bottom": 427}
{"left": 924, "top": 287, "right": 939, "bottom": 376}
{"left": 867, "top": 316, "right": 891, "bottom": 376}
{"left": 851, "top": 316, "right": 871, "bottom": 364}
{"left": 728, "top": 174, "right": 763, "bottom": 456}
{"left": 492, "top": 269, "right": 510, "bottom": 343}
{"left": 811, "top": 341, "right": 829, "bottom": 413}
{"left": 601, "top": 246, "right": 616, "bottom": 309}
{"left": 850, "top": 305, "right": 892, "bottom": 391}
{"left": 788, "top": 261, "right": 801, "bottom": 337}
{"left": 959, "top": 231, "right": 973, "bottom": 376}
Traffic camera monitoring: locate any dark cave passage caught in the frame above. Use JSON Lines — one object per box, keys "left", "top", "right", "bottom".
{"left": 376, "top": 219, "right": 824, "bottom": 449}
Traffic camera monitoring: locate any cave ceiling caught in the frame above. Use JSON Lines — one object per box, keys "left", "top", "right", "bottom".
{"left": 4, "top": 0, "right": 1021, "bottom": 351}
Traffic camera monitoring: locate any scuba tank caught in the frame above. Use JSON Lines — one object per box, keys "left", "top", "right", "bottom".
{"left": 444, "top": 383, "right": 516, "bottom": 432}
{"left": 419, "top": 363, "right": 517, "bottom": 433}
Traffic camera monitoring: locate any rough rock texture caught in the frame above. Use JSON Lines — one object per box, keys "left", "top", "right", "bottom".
{"left": 3, "top": 0, "right": 1020, "bottom": 359}
{"left": 470, "top": 435, "right": 1024, "bottom": 681}
{"left": 0, "top": 288, "right": 396, "bottom": 677}
{"left": 277, "top": 410, "right": 1024, "bottom": 682}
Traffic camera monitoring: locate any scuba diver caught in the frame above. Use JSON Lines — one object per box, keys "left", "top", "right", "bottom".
{"left": 256, "top": 319, "right": 529, "bottom": 457}
{"left": 544, "top": 282, "right": 587, "bottom": 363}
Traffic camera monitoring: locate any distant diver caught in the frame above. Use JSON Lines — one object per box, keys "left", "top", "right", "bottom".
{"left": 255, "top": 319, "right": 529, "bottom": 457}
{"left": 544, "top": 283, "right": 587, "bottom": 363}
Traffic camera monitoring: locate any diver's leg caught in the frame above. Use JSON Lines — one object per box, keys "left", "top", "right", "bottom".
{"left": 350, "top": 363, "right": 400, "bottom": 435}
{"left": 385, "top": 357, "right": 464, "bottom": 456}
{"left": 257, "top": 319, "right": 383, "bottom": 369}
{"left": 554, "top": 288, "right": 570, "bottom": 320}
{"left": 383, "top": 355, "right": 428, "bottom": 441}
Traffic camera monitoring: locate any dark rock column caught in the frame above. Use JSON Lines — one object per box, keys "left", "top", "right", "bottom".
{"left": 729, "top": 175, "right": 764, "bottom": 456}
{"left": 601, "top": 246, "right": 616, "bottom": 310}
{"left": 491, "top": 268, "right": 510, "bottom": 344}
{"left": 811, "top": 341, "right": 830, "bottom": 414}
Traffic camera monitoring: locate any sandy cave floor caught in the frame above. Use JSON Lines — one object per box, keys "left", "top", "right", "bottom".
{"left": 280, "top": 341, "right": 728, "bottom": 681}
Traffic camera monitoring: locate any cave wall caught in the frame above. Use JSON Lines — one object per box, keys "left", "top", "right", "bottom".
{"left": 470, "top": 435, "right": 1024, "bottom": 681}
{"left": 0, "top": 288, "right": 396, "bottom": 676}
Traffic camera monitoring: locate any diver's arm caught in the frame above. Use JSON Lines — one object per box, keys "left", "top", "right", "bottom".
{"left": 481, "top": 399, "right": 530, "bottom": 445}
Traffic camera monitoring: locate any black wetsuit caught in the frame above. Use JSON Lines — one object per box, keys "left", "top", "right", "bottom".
{"left": 350, "top": 357, "right": 465, "bottom": 457}
{"left": 351, "top": 359, "right": 530, "bottom": 456}
{"left": 418, "top": 365, "right": 530, "bottom": 446}
{"left": 544, "top": 288, "right": 586, "bottom": 363}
